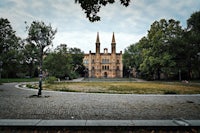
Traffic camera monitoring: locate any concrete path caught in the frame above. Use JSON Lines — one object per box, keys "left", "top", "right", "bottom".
{"left": 0, "top": 83, "right": 200, "bottom": 120}
{"left": 1, "top": 119, "right": 200, "bottom": 126}
{"left": 71, "top": 78, "right": 84, "bottom": 82}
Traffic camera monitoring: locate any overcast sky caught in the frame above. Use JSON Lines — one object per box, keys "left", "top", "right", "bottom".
{"left": 0, "top": 0, "right": 199, "bottom": 53}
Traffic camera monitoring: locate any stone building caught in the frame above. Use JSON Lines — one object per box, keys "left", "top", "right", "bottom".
{"left": 83, "top": 32, "right": 123, "bottom": 78}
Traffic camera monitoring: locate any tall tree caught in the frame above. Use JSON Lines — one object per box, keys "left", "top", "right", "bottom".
{"left": 44, "top": 44, "right": 72, "bottom": 78}
{"left": 26, "top": 21, "right": 57, "bottom": 96}
{"left": 0, "top": 18, "right": 21, "bottom": 78}
{"left": 139, "top": 19, "right": 183, "bottom": 80}
{"left": 123, "top": 41, "right": 143, "bottom": 77}
{"left": 69, "top": 47, "right": 85, "bottom": 74}
{"left": 43, "top": 52, "right": 71, "bottom": 78}
{"left": 186, "top": 11, "right": 200, "bottom": 79}
{"left": 43, "top": 45, "right": 85, "bottom": 79}
{"left": 21, "top": 41, "right": 39, "bottom": 77}
{"left": 75, "top": 0, "right": 131, "bottom": 22}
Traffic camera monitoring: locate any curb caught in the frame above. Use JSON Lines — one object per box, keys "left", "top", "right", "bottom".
{"left": 0, "top": 119, "right": 200, "bottom": 127}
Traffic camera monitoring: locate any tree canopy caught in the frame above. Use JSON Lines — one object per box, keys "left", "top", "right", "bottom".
{"left": 43, "top": 44, "right": 85, "bottom": 79}
{"left": 75, "top": 0, "right": 131, "bottom": 22}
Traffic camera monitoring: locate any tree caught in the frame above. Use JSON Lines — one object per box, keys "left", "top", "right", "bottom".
{"left": 21, "top": 41, "right": 39, "bottom": 77}
{"left": 43, "top": 45, "right": 85, "bottom": 79}
{"left": 124, "top": 19, "right": 184, "bottom": 80}
{"left": 44, "top": 44, "right": 72, "bottom": 78}
{"left": 185, "top": 11, "right": 200, "bottom": 79}
{"left": 68, "top": 47, "right": 85, "bottom": 76}
{"left": 0, "top": 18, "right": 21, "bottom": 78}
{"left": 43, "top": 53, "right": 71, "bottom": 78}
{"left": 75, "top": 0, "right": 131, "bottom": 22}
{"left": 139, "top": 19, "right": 183, "bottom": 80}
{"left": 26, "top": 21, "right": 57, "bottom": 96}
{"left": 187, "top": 11, "right": 200, "bottom": 33}
{"left": 123, "top": 41, "right": 143, "bottom": 77}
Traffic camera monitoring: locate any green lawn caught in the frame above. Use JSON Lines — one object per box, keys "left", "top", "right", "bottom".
{"left": 39, "top": 81, "right": 200, "bottom": 94}
{"left": 3, "top": 78, "right": 199, "bottom": 94}
{"left": 0, "top": 78, "right": 39, "bottom": 84}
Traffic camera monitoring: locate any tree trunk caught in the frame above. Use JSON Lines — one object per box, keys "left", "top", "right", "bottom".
{"left": 29, "top": 62, "right": 33, "bottom": 77}
{"left": 157, "top": 68, "right": 160, "bottom": 80}
{"left": 38, "top": 47, "right": 43, "bottom": 96}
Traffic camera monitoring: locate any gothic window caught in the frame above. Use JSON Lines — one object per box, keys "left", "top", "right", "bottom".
{"left": 117, "top": 60, "right": 119, "bottom": 64}
{"left": 102, "top": 65, "right": 110, "bottom": 70}
{"left": 92, "top": 59, "right": 94, "bottom": 64}
{"left": 102, "top": 59, "right": 110, "bottom": 64}
{"left": 117, "top": 66, "right": 119, "bottom": 70}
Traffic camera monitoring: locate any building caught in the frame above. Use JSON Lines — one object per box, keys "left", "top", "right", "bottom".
{"left": 83, "top": 32, "right": 123, "bottom": 78}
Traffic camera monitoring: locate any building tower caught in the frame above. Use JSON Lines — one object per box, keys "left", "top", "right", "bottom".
{"left": 96, "top": 32, "right": 100, "bottom": 54}
{"left": 95, "top": 32, "right": 101, "bottom": 77}
{"left": 111, "top": 32, "right": 116, "bottom": 54}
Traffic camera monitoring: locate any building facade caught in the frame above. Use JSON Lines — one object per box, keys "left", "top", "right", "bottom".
{"left": 83, "top": 32, "right": 123, "bottom": 78}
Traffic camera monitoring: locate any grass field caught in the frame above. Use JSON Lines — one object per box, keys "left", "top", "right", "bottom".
{"left": 0, "top": 78, "right": 39, "bottom": 84}
{"left": 38, "top": 81, "right": 200, "bottom": 94}
{"left": 2, "top": 78, "right": 199, "bottom": 94}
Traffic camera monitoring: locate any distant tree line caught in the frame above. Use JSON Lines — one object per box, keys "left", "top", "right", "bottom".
{"left": 0, "top": 18, "right": 84, "bottom": 79}
{"left": 123, "top": 11, "right": 200, "bottom": 80}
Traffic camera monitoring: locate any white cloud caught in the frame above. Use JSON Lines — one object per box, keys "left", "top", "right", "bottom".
{"left": 0, "top": 0, "right": 199, "bottom": 53}
{"left": 53, "top": 30, "right": 145, "bottom": 54}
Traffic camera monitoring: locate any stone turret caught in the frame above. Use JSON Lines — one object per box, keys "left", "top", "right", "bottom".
{"left": 96, "top": 32, "right": 100, "bottom": 54}
{"left": 111, "top": 32, "right": 116, "bottom": 54}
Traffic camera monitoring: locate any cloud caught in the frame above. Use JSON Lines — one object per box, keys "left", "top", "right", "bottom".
{"left": 0, "top": 0, "right": 199, "bottom": 53}
{"left": 53, "top": 30, "right": 145, "bottom": 54}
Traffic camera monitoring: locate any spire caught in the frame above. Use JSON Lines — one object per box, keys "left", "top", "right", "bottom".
{"left": 96, "top": 32, "right": 100, "bottom": 54}
{"left": 111, "top": 32, "right": 116, "bottom": 54}
{"left": 111, "top": 32, "right": 116, "bottom": 43}
{"left": 96, "top": 32, "right": 100, "bottom": 44}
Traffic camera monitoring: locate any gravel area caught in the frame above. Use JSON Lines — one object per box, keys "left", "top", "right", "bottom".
{"left": 0, "top": 83, "right": 200, "bottom": 120}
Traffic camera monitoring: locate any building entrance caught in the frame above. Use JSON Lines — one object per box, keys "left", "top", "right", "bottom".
{"left": 104, "top": 72, "right": 107, "bottom": 78}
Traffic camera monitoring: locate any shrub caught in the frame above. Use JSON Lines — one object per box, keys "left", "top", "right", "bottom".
{"left": 164, "top": 90, "right": 178, "bottom": 94}
{"left": 26, "top": 84, "right": 38, "bottom": 89}
{"left": 45, "top": 76, "right": 57, "bottom": 84}
{"left": 68, "top": 72, "right": 79, "bottom": 79}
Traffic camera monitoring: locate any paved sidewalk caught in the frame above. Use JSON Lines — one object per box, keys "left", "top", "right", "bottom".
{"left": 0, "top": 83, "right": 200, "bottom": 120}
{"left": 1, "top": 119, "right": 200, "bottom": 126}
{"left": 71, "top": 78, "right": 84, "bottom": 82}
